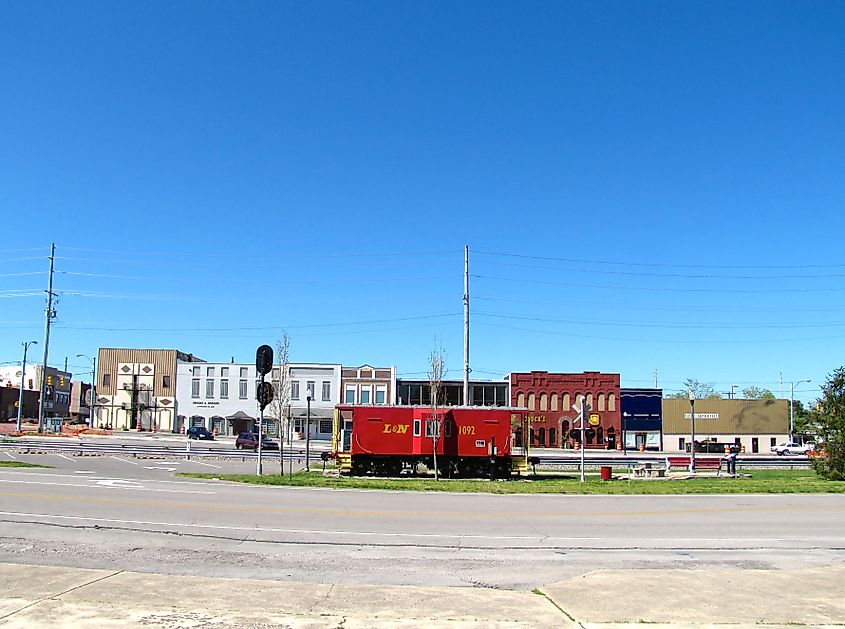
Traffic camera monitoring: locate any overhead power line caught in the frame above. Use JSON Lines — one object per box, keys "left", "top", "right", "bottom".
{"left": 472, "top": 274, "right": 845, "bottom": 294}
{"left": 475, "top": 249, "right": 845, "bottom": 270}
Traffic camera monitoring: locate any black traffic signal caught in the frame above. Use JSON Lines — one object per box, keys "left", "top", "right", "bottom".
{"left": 256, "top": 381, "right": 275, "bottom": 410}
{"left": 255, "top": 344, "right": 274, "bottom": 376}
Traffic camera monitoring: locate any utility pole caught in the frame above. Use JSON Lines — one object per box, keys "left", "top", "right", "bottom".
{"left": 463, "top": 245, "right": 469, "bottom": 406}
{"left": 37, "top": 243, "right": 56, "bottom": 434}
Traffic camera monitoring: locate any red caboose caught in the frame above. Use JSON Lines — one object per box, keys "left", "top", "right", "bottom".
{"left": 333, "top": 405, "right": 528, "bottom": 478}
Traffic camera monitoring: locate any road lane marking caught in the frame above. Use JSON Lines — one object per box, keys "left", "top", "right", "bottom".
{"left": 55, "top": 453, "right": 77, "bottom": 463}
{"left": 0, "top": 479, "right": 215, "bottom": 495}
{"left": 110, "top": 456, "right": 138, "bottom": 465}
{"left": 2, "top": 451, "right": 18, "bottom": 459}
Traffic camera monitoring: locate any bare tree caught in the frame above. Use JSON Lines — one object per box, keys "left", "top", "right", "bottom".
{"left": 268, "top": 334, "right": 291, "bottom": 476}
{"left": 428, "top": 341, "right": 447, "bottom": 480}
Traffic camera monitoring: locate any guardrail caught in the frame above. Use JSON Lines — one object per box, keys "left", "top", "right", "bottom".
{"left": 0, "top": 439, "right": 309, "bottom": 460}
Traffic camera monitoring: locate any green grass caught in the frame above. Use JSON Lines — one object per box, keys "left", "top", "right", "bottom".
{"left": 177, "top": 468, "right": 845, "bottom": 494}
{"left": 0, "top": 461, "right": 47, "bottom": 468}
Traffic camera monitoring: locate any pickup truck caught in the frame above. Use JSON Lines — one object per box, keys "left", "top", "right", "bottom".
{"left": 770, "top": 442, "right": 814, "bottom": 456}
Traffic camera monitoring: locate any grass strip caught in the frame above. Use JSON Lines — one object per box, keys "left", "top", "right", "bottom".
{"left": 177, "top": 469, "right": 844, "bottom": 494}
{"left": 0, "top": 461, "right": 48, "bottom": 468}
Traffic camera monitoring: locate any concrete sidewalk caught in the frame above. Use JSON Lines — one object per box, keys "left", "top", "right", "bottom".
{"left": 1, "top": 562, "right": 843, "bottom": 628}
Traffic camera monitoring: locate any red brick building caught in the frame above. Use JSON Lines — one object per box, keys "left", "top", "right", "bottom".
{"left": 509, "top": 371, "right": 621, "bottom": 449}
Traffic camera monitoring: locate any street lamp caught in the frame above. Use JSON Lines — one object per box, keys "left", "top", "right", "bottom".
{"left": 76, "top": 353, "right": 97, "bottom": 427}
{"left": 305, "top": 393, "right": 312, "bottom": 472}
{"left": 789, "top": 379, "right": 811, "bottom": 439}
{"left": 689, "top": 390, "right": 696, "bottom": 474}
{"left": 17, "top": 340, "right": 38, "bottom": 432}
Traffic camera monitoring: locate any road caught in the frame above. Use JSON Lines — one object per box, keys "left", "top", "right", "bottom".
{"left": 1, "top": 453, "right": 843, "bottom": 590}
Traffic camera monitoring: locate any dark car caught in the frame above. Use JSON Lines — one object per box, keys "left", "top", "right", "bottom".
{"left": 186, "top": 426, "right": 215, "bottom": 440}
{"left": 235, "top": 432, "right": 279, "bottom": 450}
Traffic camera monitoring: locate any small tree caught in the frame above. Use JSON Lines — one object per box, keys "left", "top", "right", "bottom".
{"left": 428, "top": 342, "right": 446, "bottom": 480}
{"left": 742, "top": 386, "right": 776, "bottom": 400}
{"left": 809, "top": 367, "right": 845, "bottom": 481}
{"left": 268, "top": 334, "right": 291, "bottom": 476}
{"left": 665, "top": 379, "right": 722, "bottom": 399}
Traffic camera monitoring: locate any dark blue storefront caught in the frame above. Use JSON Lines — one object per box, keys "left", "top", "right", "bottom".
{"left": 620, "top": 388, "right": 663, "bottom": 451}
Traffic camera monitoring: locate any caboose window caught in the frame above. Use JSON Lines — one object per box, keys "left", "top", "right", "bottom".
{"left": 425, "top": 419, "right": 440, "bottom": 437}
{"left": 445, "top": 420, "right": 452, "bottom": 437}
{"left": 413, "top": 419, "right": 421, "bottom": 436}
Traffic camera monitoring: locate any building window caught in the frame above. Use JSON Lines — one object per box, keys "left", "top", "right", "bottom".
{"left": 319, "top": 419, "right": 332, "bottom": 434}
{"left": 770, "top": 437, "right": 777, "bottom": 448}
{"left": 540, "top": 393, "right": 548, "bottom": 411}
{"left": 608, "top": 393, "right": 616, "bottom": 411}
{"left": 206, "top": 380, "right": 214, "bottom": 398}
{"left": 272, "top": 367, "right": 280, "bottom": 380}
{"left": 598, "top": 393, "right": 606, "bottom": 412}
{"left": 239, "top": 380, "right": 248, "bottom": 399}
{"left": 239, "top": 367, "right": 248, "bottom": 378}
{"left": 103, "top": 373, "right": 111, "bottom": 387}
{"left": 192, "top": 379, "right": 200, "bottom": 398}
{"left": 322, "top": 381, "right": 331, "bottom": 402}
{"left": 360, "top": 387, "right": 371, "bottom": 404}
{"left": 207, "top": 367, "right": 215, "bottom": 377}
{"left": 162, "top": 375, "right": 171, "bottom": 389}
{"left": 291, "top": 381, "right": 300, "bottom": 400}
{"left": 221, "top": 367, "right": 229, "bottom": 377}
{"left": 345, "top": 387, "right": 355, "bottom": 404}
{"left": 586, "top": 393, "right": 593, "bottom": 409}
{"left": 192, "top": 366, "right": 200, "bottom": 376}
{"left": 517, "top": 392, "right": 525, "bottom": 408}
{"left": 528, "top": 393, "right": 536, "bottom": 411}
{"left": 220, "top": 380, "right": 229, "bottom": 399}
{"left": 563, "top": 393, "right": 570, "bottom": 410}
{"left": 306, "top": 381, "right": 315, "bottom": 400}
{"left": 679, "top": 437, "right": 686, "bottom": 451}
{"left": 375, "top": 386, "right": 386, "bottom": 405}
{"left": 551, "top": 393, "right": 558, "bottom": 411}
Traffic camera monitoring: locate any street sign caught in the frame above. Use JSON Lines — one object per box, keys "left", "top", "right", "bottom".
{"left": 589, "top": 413, "right": 600, "bottom": 426}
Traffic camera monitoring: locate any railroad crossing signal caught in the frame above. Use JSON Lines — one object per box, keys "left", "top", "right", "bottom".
{"left": 255, "top": 345, "right": 274, "bottom": 376}
{"left": 256, "top": 381, "right": 274, "bottom": 410}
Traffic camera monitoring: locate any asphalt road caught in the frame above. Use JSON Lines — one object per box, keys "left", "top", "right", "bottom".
{"left": 1, "top": 453, "right": 843, "bottom": 590}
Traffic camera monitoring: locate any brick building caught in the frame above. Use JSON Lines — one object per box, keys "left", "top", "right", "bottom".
{"left": 509, "top": 371, "right": 621, "bottom": 449}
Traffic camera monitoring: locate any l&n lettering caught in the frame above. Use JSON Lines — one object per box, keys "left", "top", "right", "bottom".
{"left": 382, "top": 423, "right": 410, "bottom": 434}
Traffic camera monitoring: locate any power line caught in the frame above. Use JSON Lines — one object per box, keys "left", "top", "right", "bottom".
{"left": 474, "top": 311, "right": 845, "bottom": 330}
{"left": 472, "top": 274, "right": 845, "bottom": 294}
{"left": 475, "top": 249, "right": 845, "bottom": 270}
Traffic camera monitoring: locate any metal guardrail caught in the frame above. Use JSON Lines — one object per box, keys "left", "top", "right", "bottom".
{"left": 0, "top": 439, "right": 812, "bottom": 468}
{"left": 0, "top": 439, "right": 308, "bottom": 460}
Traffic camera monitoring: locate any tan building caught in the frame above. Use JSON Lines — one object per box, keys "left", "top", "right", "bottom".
{"left": 662, "top": 398, "right": 789, "bottom": 454}
{"left": 95, "top": 348, "right": 203, "bottom": 431}
{"left": 341, "top": 364, "right": 396, "bottom": 406}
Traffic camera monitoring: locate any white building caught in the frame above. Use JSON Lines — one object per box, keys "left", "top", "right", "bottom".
{"left": 174, "top": 361, "right": 342, "bottom": 440}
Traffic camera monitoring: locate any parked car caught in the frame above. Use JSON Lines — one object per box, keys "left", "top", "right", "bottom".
{"left": 771, "top": 442, "right": 814, "bottom": 456}
{"left": 235, "top": 432, "right": 279, "bottom": 450}
{"left": 186, "top": 426, "right": 215, "bottom": 441}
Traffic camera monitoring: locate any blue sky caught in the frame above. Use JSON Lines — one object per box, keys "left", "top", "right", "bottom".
{"left": 2, "top": 1, "right": 843, "bottom": 403}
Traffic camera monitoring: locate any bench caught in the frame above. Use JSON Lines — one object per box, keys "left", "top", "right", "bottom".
{"left": 665, "top": 456, "right": 722, "bottom": 474}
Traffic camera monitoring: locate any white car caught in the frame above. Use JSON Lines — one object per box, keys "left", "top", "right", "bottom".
{"left": 771, "top": 442, "right": 814, "bottom": 456}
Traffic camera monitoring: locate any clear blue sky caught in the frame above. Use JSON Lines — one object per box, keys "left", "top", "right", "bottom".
{"left": 2, "top": 1, "right": 843, "bottom": 404}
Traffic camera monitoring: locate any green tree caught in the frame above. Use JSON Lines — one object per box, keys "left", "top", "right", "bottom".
{"left": 809, "top": 367, "right": 845, "bottom": 481}
{"left": 665, "top": 379, "right": 722, "bottom": 399}
{"left": 742, "top": 386, "right": 776, "bottom": 400}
